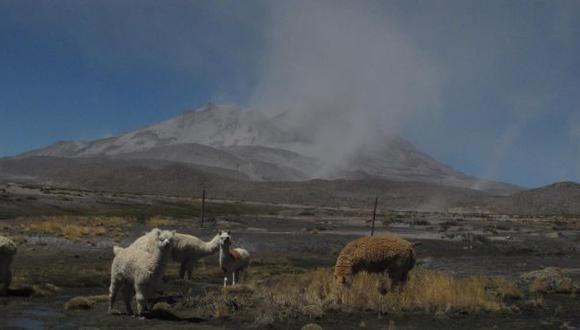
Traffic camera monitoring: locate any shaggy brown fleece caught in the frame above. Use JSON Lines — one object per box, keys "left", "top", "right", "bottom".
{"left": 334, "top": 235, "right": 415, "bottom": 286}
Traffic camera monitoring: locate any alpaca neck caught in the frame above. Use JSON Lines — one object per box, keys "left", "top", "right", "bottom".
{"left": 219, "top": 244, "right": 232, "bottom": 269}
{"left": 150, "top": 246, "right": 169, "bottom": 263}
{"left": 202, "top": 234, "right": 221, "bottom": 255}
{"left": 219, "top": 245, "right": 224, "bottom": 269}
{"left": 151, "top": 247, "right": 172, "bottom": 275}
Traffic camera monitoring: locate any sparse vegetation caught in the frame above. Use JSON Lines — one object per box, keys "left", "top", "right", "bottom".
{"left": 146, "top": 216, "right": 178, "bottom": 228}
{"left": 175, "top": 268, "right": 515, "bottom": 324}
{"left": 487, "top": 277, "right": 522, "bottom": 300}
{"left": 64, "top": 295, "right": 109, "bottom": 310}
{"left": 301, "top": 323, "right": 323, "bottom": 330}
{"left": 299, "top": 209, "right": 316, "bottom": 216}
{"left": 18, "top": 215, "right": 130, "bottom": 241}
{"left": 2, "top": 183, "right": 579, "bottom": 327}
{"left": 522, "top": 268, "right": 577, "bottom": 294}
{"left": 14, "top": 261, "right": 110, "bottom": 288}
{"left": 439, "top": 219, "right": 459, "bottom": 232}
{"left": 411, "top": 219, "right": 431, "bottom": 226}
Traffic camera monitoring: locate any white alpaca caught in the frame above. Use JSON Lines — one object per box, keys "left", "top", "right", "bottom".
{"left": 218, "top": 231, "right": 250, "bottom": 287}
{"left": 109, "top": 228, "right": 174, "bottom": 316}
{"left": 171, "top": 232, "right": 222, "bottom": 280}
{"left": 0, "top": 235, "right": 17, "bottom": 296}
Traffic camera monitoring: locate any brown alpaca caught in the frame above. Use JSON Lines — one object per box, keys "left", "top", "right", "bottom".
{"left": 334, "top": 235, "right": 415, "bottom": 287}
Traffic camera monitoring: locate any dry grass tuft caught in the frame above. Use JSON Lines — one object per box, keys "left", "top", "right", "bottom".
{"left": 487, "top": 277, "right": 523, "bottom": 299}
{"left": 521, "top": 267, "right": 577, "bottom": 294}
{"left": 64, "top": 296, "right": 95, "bottom": 310}
{"left": 64, "top": 295, "right": 109, "bottom": 310}
{"left": 301, "top": 323, "right": 323, "bottom": 330}
{"left": 146, "top": 216, "right": 178, "bottom": 228}
{"left": 20, "top": 215, "right": 129, "bottom": 240}
{"left": 184, "top": 268, "right": 514, "bottom": 323}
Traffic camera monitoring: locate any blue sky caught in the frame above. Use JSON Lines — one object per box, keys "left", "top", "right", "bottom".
{"left": 0, "top": 0, "right": 579, "bottom": 188}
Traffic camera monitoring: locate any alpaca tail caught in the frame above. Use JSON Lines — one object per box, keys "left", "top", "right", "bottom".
{"left": 113, "top": 246, "right": 124, "bottom": 256}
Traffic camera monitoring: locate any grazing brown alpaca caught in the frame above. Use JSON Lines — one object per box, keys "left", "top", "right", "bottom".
{"left": 334, "top": 235, "right": 416, "bottom": 288}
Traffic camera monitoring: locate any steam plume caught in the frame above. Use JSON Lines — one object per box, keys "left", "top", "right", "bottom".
{"left": 251, "top": 1, "right": 440, "bottom": 172}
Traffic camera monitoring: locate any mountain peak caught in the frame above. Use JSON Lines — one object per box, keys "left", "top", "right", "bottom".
{"left": 17, "top": 103, "right": 519, "bottom": 193}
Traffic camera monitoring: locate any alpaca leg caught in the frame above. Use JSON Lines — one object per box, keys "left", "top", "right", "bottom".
{"left": 6, "top": 270, "right": 12, "bottom": 294}
{"left": 179, "top": 261, "right": 187, "bottom": 280}
{"left": 0, "top": 278, "right": 7, "bottom": 296}
{"left": 135, "top": 284, "right": 148, "bottom": 316}
{"left": 232, "top": 271, "right": 237, "bottom": 286}
{"left": 109, "top": 280, "right": 120, "bottom": 313}
{"left": 388, "top": 269, "right": 404, "bottom": 290}
{"left": 122, "top": 286, "right": 135, "bottom": 315}
{"left": 186, "top": 261, "right": 194, "bottom": 280}
{"left": 400, "top": 271, "right": 409, "bottom": 286}
{"left": 223, "top": 272, "right": 228, "bottom": 287}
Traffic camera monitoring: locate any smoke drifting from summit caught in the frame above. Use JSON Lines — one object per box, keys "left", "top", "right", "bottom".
{"left": 251, "top": 1, "right": 441, "bottom": 170}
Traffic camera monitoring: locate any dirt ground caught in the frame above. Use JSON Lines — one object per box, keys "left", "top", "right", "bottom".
{"left": 1, "top": 206, "right": 579, "bottom": 329}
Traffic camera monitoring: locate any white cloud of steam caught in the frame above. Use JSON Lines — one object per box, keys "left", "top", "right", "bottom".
{"left": 251, "top": 1, "right": 441, "bottom": 172}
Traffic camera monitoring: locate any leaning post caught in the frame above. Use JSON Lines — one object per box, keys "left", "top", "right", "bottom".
{"left": 371, "top": 196, "right": 378, "bottom": 236}
{"left": 200, "top": 189, "right": 206, "bottom": 228}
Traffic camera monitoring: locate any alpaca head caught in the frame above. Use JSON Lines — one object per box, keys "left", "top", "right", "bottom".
{"left": 155, "top": 229, "right": 175, "bottom": 250}
{"left": 334, "top": 274, "right": 352, "bottom": 287}
{"left": 334, "top": 253, "right": 353, "bottom": 287}
{"left": 218, "top": 230, "right": 231, "bottom": 248}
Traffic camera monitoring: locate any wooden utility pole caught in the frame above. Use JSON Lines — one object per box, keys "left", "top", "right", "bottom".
{"left": 200, "top": 189, "right": 206, "bottom": 228}
{"left": 371, "top": 196, "right": 378, "bottom": 236}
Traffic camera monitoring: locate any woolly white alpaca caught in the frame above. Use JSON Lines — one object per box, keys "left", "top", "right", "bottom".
{"left": 171, "top": 232, "right": 222, "bottom": 280}
{"left": 0, "top": 235, "right": 17, "bottom": 296}
{"left": 218, "top": 231, "right": 250, "bottom": 287}
{"left": 109, "top": 228, "right": 175, "bottom": 316}
{"left": 131, "top": 230, "right": 222, "bottom": 279}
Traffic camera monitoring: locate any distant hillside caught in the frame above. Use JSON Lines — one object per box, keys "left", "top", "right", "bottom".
{"left": 1, "top": 156, "right": 579, "bottom": 214}
{"left": 499, "top": 182, "right": 580, "bottom": 215}
{"left": 0, "top": 156, "right": 491, "bottom": 211}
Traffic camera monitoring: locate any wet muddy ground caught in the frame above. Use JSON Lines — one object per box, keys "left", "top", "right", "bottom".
{"left": 1, "top": 208, "right": 579, "bottom": 329}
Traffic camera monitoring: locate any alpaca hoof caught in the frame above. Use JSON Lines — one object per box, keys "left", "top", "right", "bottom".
{"left": 108, "top": 308, "right": 121, "bottom": 315}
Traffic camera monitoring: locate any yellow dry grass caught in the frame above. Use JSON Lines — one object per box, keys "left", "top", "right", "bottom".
{"left": 487, "top": 276, "right": 522, "bottom": 299}
{"left": 192, "top": 268, "right": 513, "bottom": 323}
{"left": 20, "top": 215, "right": 129, "bottom": 240}
{"left": 146, "top": 216, "right": 178, "bottom": 228}
{"left": 265, "top": 268, "right": 505, "bottom": 315}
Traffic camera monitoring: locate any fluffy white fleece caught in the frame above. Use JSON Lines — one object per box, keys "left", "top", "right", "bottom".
{"left": 0, "top": 235, "right": 17, "bottom": 296}
{"left": 109, "top": 228, "right": 174, "bottom": 316}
